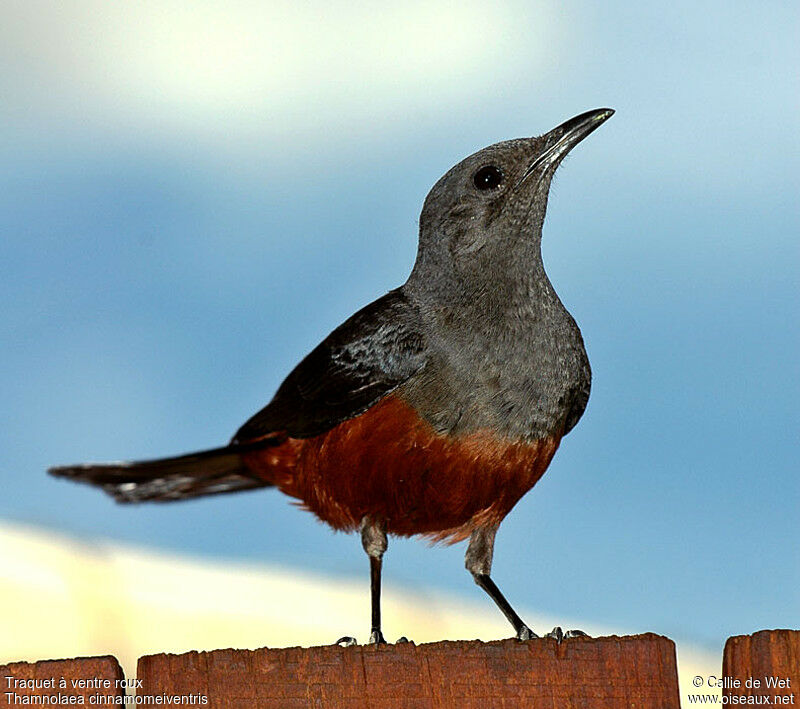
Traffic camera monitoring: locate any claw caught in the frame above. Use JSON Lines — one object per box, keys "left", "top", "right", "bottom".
{"left": 544, "top": 626, "right": 564, "bottom": 642}
{"left": 335, "top": 636, "right": 358, "bottom": 647}
{"left": 564, "top": 629, "right": 589, "bottom": 639}
{"left": 543, "top": 627, "right": 589, "bottom": 642}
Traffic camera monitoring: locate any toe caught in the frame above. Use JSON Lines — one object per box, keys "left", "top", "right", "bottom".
{"left": 544, "top": 626, "right": 565, "bottom": 642}
{"left": 564, "top": 629, "right": 589, "bottom": 639}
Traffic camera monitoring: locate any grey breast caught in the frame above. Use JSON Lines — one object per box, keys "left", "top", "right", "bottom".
{"left": 397, "top": 285, "right": 590, "bottom": 442}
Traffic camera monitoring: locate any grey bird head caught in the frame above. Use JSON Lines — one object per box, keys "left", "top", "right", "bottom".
{"left": 407, "top": 108, "right": 614, "bottom": 303}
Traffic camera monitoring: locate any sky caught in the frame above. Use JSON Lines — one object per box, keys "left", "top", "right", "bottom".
{"left": 1, "top": 0, "right": 798, "bottom": 658}
{"left": 0, "top": 521, "right": 721, "bottom": 702}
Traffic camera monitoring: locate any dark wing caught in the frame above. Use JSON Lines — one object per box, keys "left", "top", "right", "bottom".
{"left": 232, "top": 288, "right": 427, "bottom": 442}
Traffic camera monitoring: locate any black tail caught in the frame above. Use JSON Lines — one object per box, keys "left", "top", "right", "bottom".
{"left": 48, "top": 441, "right": 278, "bottom": 503}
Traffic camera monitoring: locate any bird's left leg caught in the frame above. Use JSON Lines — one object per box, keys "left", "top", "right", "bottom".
{"left": 466, "top": 526, "right": 587, "bottom": 642}
{"left": 466, "top": 526, "right": 537, "bottom": 640}
{"left": 362, "top": 515, "right": 388, "bottom": 645}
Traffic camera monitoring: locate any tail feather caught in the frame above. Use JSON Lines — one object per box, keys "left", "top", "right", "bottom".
{"left": 48, "top": 441, "right": 278, "bottom": 503}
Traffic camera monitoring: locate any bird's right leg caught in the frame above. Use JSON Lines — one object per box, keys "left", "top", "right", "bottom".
{"left": 362, "top": 516, "right": 388, "bottom": 645}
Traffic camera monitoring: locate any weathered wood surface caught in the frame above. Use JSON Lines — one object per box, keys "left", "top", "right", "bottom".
{"left": 723, "top": 629, "right": 799, "bottom": 703}
{"left": 138, "top": 633, "right": 679, "bottom": 708}
{"left": 0, "top": 656, "right": 124, "bottom": 707}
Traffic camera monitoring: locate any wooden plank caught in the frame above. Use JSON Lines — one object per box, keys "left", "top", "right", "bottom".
{"left": 138, "top": 633, "right": 679, "bottom": 708}
{"left": 723, "top": 629, "right": 799, "bottom": 704}
{"left": 0, "top": 656, "right": 124, "bottom": 707}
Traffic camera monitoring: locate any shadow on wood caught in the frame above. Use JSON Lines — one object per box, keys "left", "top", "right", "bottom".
{"left": 137, "top": 633, "right": 679, "bottom": 708}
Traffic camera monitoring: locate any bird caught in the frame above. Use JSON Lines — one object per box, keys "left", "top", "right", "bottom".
{"left": 50, "top": 108, "right": 614, "bottom": 645}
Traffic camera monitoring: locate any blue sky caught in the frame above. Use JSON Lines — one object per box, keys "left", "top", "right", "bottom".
{"left": 1, "top": 0, "right": 797, "bottom": 652}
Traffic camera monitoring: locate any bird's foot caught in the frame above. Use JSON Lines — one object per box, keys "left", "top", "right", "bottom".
{"left": 544, "top": 626, "right": 564, "bottom": 642}
{"left": 564, "top": 629, "right": 589, "bottom": 639}
{"left": 543, "top": 626, "right": 589, "bottom": 643}
{"left": 516, "top": 625, "right": 589, "bottom": 642}
{"left": 515, "top": 624, "right": 539, "bottom": 641}
{"left": 368, "top": 629, "right": 387, "bottom": 645}
{"left": 335, "top": 632, "right": 410, "bottom": 646}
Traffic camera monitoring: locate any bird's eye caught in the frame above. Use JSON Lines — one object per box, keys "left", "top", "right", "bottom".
{"left": 473, "top": 165, "right": 504, "bottom": 191}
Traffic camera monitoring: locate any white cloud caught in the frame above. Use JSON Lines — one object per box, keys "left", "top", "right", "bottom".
{"left": 1, "top": 0, "right": 555, "bottom": 146}
{"left": 1, "top": 520, "right": 721, "bottom": 704}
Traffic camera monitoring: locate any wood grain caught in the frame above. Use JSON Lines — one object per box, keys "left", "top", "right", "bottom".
{"left": 137, "top": 634, "right": 679, "bottom": 708}
{"left": 0, "top": 656, "right": 124, "bottom": 707}
{"left": 723, "top": 629, "right": 799, "bottom": 703}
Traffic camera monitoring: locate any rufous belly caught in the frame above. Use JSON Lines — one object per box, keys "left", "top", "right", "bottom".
{"left": 241, "top": 395, "right": 561, "bottom": 543}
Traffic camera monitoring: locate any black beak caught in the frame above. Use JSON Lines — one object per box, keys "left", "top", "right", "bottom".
{"left": 517, "top": 108, "right": 614, "bottom": 187}
{"left": 545, "top": 108, "right": 615, "bottom": 154}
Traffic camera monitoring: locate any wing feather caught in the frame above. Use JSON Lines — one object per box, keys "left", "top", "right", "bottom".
{"left": 232, "top": 288, "right": 426, "bottom": 442}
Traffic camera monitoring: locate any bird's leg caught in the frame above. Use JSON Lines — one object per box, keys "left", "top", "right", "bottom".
{"left": 466, "top": 527, "right": 588, "bottom": 642}
{"left": 466, "top": 527, "right": 536, "bottom": 640}
{"left": 361, "top": 515, "right": 388, "bottom": 645}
